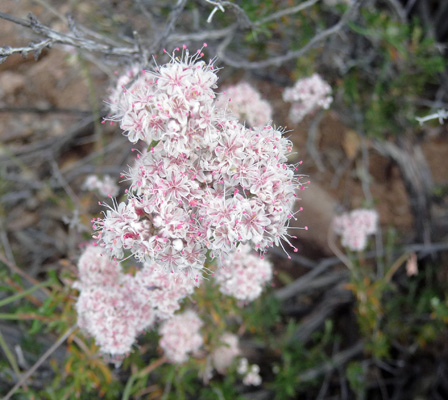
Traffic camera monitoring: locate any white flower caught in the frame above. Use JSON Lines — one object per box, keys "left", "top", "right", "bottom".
{"left": 83, "top": 175, "right": 119, "bottom": 197}
{"left": 283, "top": 74, "right": 333, "bottom": 123}
{"left": 159, "top": 310, "right": 203, "bottom": 363}
{"left": 211, "top": 333, "right": 240, "bottom": 374}
{"left": 215, "top": 82, "right": 273, "bottom": 127}
{"left": 333, "top": 209, "right": 379, "bottom": 251}
{"left": 214, "top": 245, "right": 273, "bottom": 302}
{"left": 95, "top": 46, "right": 304, "bottom": 276}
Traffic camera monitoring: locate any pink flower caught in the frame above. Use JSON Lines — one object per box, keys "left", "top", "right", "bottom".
{"left": 83, "top": 175, "right": 119, "bottom": 197}
{"left": 215, "top": 82, "right": 273, "bottom": 127}
{"left": 333, "top": 209, "right": 378, "bottom": 251}
{"left": 406, "top": 253, "right": 418, "bottom": 276}
{"left": 214, "top": 245, "right": 273, "bottom": 302}
{"left": 95, "top": 46, "right": 304, "bottom": 278}
{"left": 159, "top": 310, "right": 203, "bottom": 363}
{"left": 107, "top": 65, "right": 140, "bottom": 115}
{"left": 211, "top": 333, "right": 240, "bottom": 374}
{"left": 74, "top": 244, "right": 122, "bottom": 289}
{"left": 283, "top": 74, "right": 332, "bottom": 123}
{"left": 76, "top": 282, "right": 153, "bottom": 357}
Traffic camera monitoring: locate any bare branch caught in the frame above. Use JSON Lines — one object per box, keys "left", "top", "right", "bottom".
{"left": 255, "top": 0, "right": 320, "bottom": 26}
{"left": 204, "top": 0, "right": 252, "bottom": 27}
{"left": 217, "top": 0, "right": 363, "bottom": 69}
{"left": 168, "top": 25, "right": 236, "bottom": 43}
{"left": 0, "top": 38, "right": 52, "bottom": 62}
{"left": 0, "top": 11, "right": 139, "bottom": 62}
{"left": 150, "top": 0, "right": 188, "bottom": 54}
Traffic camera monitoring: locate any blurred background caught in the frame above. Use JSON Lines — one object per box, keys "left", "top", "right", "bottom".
{"left": 1, "top": 0, "right": 448, "bottom": 398}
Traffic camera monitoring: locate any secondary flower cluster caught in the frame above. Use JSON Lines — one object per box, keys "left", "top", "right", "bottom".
{"left": 214, "top": 244, "right": 273, "bottom": 302}
{"left": 333, "top": 209, "right": 378, "bottom": 251}
{"left": 74, "top": 243, "right": 271, "bottom": 358}
{"left": 237, "top": 358, "right": 262, "bottom": 386}
{"left": 159, "top": 310, "right": 204, "bottom": 363}
{"left": 215, "top": 82, "right": 273, "bottom": 127}
{"left": 74, "top": 244, "right": 198, "bottom": 356}
{"left": 283, "top": 73, "right": 333, "bottom": 123}
{"left": 93, "top": 45, "right": 303, "bottom": 278}
{"left": 83, "top": 175, "right": 120, "bottom": 198}
{"left": 211, "top": 332, "right": 240, "bottom": 374}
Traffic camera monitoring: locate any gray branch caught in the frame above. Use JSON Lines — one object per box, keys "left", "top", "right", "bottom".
{"left": 216, "top": 0, "right": 364, "bottom": 69}
{"left": 0, "top": 11, "right": 139, "bottom": 61}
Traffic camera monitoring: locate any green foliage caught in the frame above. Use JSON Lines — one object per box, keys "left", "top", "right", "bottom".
{"left": 346, "top": 361, "right": 366, "bottom": 399}
{"left": 344, "top": 11, "right": 445, "bottom": 137}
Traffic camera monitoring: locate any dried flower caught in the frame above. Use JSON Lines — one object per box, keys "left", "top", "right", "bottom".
{"left": 406, "top": 253, "right": 418, "bottom": 276}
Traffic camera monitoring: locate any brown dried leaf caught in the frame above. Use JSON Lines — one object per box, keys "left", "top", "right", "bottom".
{"left": 342, "top": 129, "right": 360, "bottom": 160}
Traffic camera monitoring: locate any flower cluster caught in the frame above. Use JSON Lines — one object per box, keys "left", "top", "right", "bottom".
{"left": 283, "top": 73, "right": 333, "bottom": 123}
{"left": 125, "top": 265, "right": 200, "bottom": 320}
{"left": 159, "top": 310, "right": 203, "bottom": 363}
{"left": 333, "top": 209, "right": 378, "bottom": 251}
{"left": 107, "top": 65, "right": 140, "bottom": 115}
{"left": 74, "top": 245, "right": 198, "bottom": 357}
{"left": 211, "top": 333, "right": 240, "bottom": 374}
{"left": 215, "top": 82, "right": 273, "bottom": 127}
{"left": 83, "top": 175, "right": 120, "bottom": 198}
{"left": 74, "top": 245, "right": 154, "bottom": 356}
{"left": 93, "top": 46, "right": 303, "bottom": 278}
{"left": 237, "top": 358, "right": 262, "bottom": 386}
{"left": 214, "top": 245, "right": 273, "bottom": 302}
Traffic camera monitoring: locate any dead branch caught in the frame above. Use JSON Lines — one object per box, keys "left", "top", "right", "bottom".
{"left": 0, "top": 11, "right": 139, "bottom": 61}
{"left": 216, "top": 0, "right": 364, "bottom": 69}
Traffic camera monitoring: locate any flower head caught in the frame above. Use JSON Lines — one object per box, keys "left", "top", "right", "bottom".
{"left": 214, "top": 245, "right": 273, "bottom": 302}
{"left": 215, "top": 82, "right": 273, "bottom": 127}
{"left": 83, "top": 175, "right": 120, "bottom": 198}
{"left": 333, "top": 208, "right": 378, "bottom": 251}
{"left": 211, "top": 333, "right": 240, "bottom": 373}
{"left": 159, "top": 310, "right": 203, "bottom": 363}
{"left": 94, "top": 46, "right": 304, "bottom": 277}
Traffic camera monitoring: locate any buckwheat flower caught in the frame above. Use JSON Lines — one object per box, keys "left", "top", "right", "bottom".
{"left": 126, "top": 264, "right": 201, "bottom": 320}
{"left": 159, "top": 310, "right": 203, "bottom": 363}
{"left": 74, "top": 246, "right": 156, "bottom": 356}
{"left": 243, "top": 364, "right": 262, "bottom": 386}
{"left": 113, "top": 48, "right": 218, "bottom": 156}
{"left": 73, "top": 244, "right": 122, "bottom": 289}
{"left": 283, "top": 73, "right": 333, "bottom": 123}
{"left": 333, "top": 209, "right": 379, "bottom": 251}
{"left": 107, "top": 65, "right": 140, "bottom": 115}
{"left": 214, "top": 245, "right": 273, "bottom": 302}
{"left": 83, "top": 174, "right": 120, "bottom": 197}
{"left": 76, "top": 282, "right": 152, "bottom": 356}
{"left": 237, "top": 357, "right": 249, "bottom": 375}
{"left": 215, "top": 82, "right": 273, "bottom": 127}
{"left": 95, "top": 46, "right": 304, "bottom": 279}
{"left": 211, "top": 333, "right": 240, "bottom": 374}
